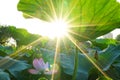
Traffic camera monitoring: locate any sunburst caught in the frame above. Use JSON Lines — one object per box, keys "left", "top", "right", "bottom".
{"left": 0, "top": 0, "right": 112, "bottom": 80}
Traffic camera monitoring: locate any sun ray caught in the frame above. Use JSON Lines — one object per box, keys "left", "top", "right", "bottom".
{"left": 66, "top": 34, "right": 110, "bottom": 78}
{"left": 59, "top": 0, "right": 64, "bottom": 19}
{"left": 48, "top": 0, "right": 57, "bottom": 20}
{"left": 68, "top": 29, "right": 90, "bottom": 40}
{"left": 10, "top": 37, "right": 44, "bottom": 57}
{"left": 66, "top": 15, "right": 81, "bottom": 25}
{"left": 61, "top": 38, "right": 71, "bottom": 54}
{"left": 43, "top": 11, "right": 54, "bottom": 21}
{"left": 51, "top": 38, "right": 60, "bottom": 80}
{"left": 63, "top": 0, "right": 79, "bottom": 21}
{"left": 0, "top": 37, "right": 45, "bottom": 67}
{"left": 1, "top": 0, "right": 116, "bottom": 79}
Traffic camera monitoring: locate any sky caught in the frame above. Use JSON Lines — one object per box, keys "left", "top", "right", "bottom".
{"left": 0, "top": 0, "right": 120, "bottom": 38}
{"left": 0, "top": 0, "right": 48, "bottom": 34}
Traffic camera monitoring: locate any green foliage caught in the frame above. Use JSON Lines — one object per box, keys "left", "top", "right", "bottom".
{"left": 8, "top": 26, "right": 41, "bottom": 46}
{"left": 0, "top": 56, "right": 29, "bottom": 79}
{"left": 0, "top": 0, "right": 120, "bottom": 79}
{"left": 39, "top": 48, "right": 55, "bottom": 64}
{"left": 91, "top": 39, "right": 117, "bottom": 49}
{"left": 105, "top": 66, "right": 120, "bottom": 80}
{"left": 14, "top": 40, "right": 120, "bottom": 80}
{"left": 17, "top": 0, "right": 120, "bottom": 41}
{"left": 116, "top": 34, "right": 120, "bottom": 41}
{"left": 38, "top": 77, "right": 48, "bottom": 80}
{"left": 60, "top": 44, "right": 120, "bottom": 79}
{"left": 88, "top": 68, "right": 99, "bottom": 80}
{"left": 96, "top": 45, "right": 120, "bottom": 71}
{"left": 60, "top": 53, "right": 92, "bottom": 80}
{"left": 0, "top": 70, "right": 10, "bottom": 80}
{"left": 0, "top": 26, "right": 11, "bottom": 44}
{"left": 0, "top": 25, "right": 41, "bottom": 46}
{"left": 0, "top": 45, "right": 15, "bottom": 56}
{"left": 97, "top": 76, "right": 112, "bottom": 80}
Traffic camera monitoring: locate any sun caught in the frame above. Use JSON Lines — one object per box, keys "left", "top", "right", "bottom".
{"left": 48, "top": 19, "right": 68, "bottom": 38}
{"left": 32, "top": 19, "right": 69, "bottom": 39}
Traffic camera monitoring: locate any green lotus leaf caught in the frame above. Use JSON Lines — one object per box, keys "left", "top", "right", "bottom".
{"left": 0, "top": 70, "right": 10, "bottom": 80}
{"left": 17, "top": 0, "right": 120, "bottom": 41}
{"left": 60, "top": 44, "right": 120, "bottom": 79}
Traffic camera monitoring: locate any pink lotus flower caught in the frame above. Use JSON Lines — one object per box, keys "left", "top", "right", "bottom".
{"left": 28, "top": 58, "right": 56, "bottom": 75}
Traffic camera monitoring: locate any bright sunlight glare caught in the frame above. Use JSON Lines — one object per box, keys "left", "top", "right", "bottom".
{"left": 117, "top": 0, "right": 120, "bottom": 2}
{"left": 38, "top": 19, "right": 68, "bottom": 39}
{"left": 0, "top": 0, "right": 119, "bottom": 39}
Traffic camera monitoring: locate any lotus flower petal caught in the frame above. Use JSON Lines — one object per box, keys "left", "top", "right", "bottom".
{"left": 29, "top": 58, "right": 56, "bottom": 75}
{"left": 33, "top": 58, "right": 46, "bottom": 70}
{"left": 33, "top": 58, "right": 41, "bottom": 70}
{"left": 38, "top": 58, "right": 46, "bottom": 69}
{"left": 44, "top": 62, "right": 49, "bottom": 69}
{"left": 28, "top": 69, "right": 39, "bottom": 74}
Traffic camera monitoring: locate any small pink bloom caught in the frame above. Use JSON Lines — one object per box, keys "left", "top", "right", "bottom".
{"left": 29, "top": 58, "right": 57, "bottom": 75}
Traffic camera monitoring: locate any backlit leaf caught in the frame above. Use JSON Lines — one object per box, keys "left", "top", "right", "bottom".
{"left": 17, "top": 0, "right": 120, "bottom": 40}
